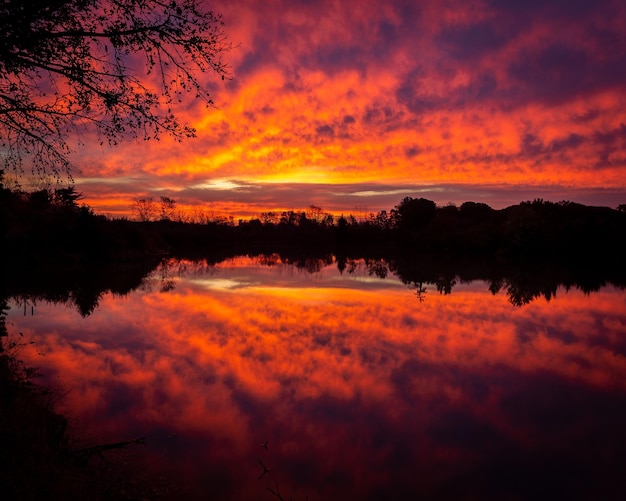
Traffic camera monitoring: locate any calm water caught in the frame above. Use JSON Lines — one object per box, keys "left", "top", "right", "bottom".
{"left": 7, "top": 257, "right": 626, "bottom": 499}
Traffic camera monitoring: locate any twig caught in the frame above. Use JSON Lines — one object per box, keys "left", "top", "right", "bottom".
{"left": 267, "top": 482, "right": 285, "bottom": 501}
{"left": 75, "top": 436, "right": 146, "bottom": 462}
{"left": 258, "top": 459, "right": 270, "bottom": 479}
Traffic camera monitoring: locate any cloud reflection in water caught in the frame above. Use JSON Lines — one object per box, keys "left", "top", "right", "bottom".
{"left": 9, "top": 258, "right": 626, "bottom": 499}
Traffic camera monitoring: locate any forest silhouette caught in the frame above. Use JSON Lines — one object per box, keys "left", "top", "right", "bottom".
{"left": 2, "top": 177, "right": 626, "bottom": 314}
{"left": 2, "top": 176, "right": 625, "bottom": 264}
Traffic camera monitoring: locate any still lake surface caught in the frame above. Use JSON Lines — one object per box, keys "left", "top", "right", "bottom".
{"left": 7, "top": 256, "right": 626, "bottom": 499}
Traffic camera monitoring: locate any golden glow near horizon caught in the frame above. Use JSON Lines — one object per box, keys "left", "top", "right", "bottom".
{"left": 65, "top": 0, "right": 626, "bottom": 218}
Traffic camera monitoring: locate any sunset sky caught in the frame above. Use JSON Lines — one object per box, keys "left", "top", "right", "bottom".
{"left": 72, "top": 0, "right": 626, "bottom": 218}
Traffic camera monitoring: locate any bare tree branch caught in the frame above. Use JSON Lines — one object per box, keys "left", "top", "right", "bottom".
{"left": 0, "top": 0, "right": 231, "bottom": 181}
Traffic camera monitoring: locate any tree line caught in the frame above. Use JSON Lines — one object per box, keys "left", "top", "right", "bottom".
{"left": 2, "top": 175, "right": 625, "bottom": 264}
{"left": 235, "top": 196, "right": 626, "bottom": 260}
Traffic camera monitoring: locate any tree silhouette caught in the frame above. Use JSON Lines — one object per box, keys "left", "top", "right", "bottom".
{"left": 53, "top": 186, "right": 83, "bottom": 207}
{"left": 0, "top": 0, "right": 230, "bottom": 179}
{"left": 133, "top": 196, "right": 156, "bottom": 222}
{"left": 159, "top": 196, "right": 176, "bottom": 221}
{"left": 392, "top": 197, "right": 437, "bottom": 230}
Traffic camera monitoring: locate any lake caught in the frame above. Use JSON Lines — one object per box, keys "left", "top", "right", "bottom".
{"left": 6, "top": 255, "right": 626, "bottom": 499}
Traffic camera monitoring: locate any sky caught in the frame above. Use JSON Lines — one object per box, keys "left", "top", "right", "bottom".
{"left": 71, "top": 0, "right": 626, "bottom": 219}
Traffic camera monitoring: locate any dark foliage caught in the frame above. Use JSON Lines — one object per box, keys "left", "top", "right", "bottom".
{"left": 2, "top": 186, "right": 625, "bottom": 313}
{"left": 2, "top": 187, "right": 626, "bottom": 267}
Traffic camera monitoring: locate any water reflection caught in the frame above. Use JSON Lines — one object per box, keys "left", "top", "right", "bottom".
{"left": 6, "top": 257, "right": 626, "bottom": 499}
